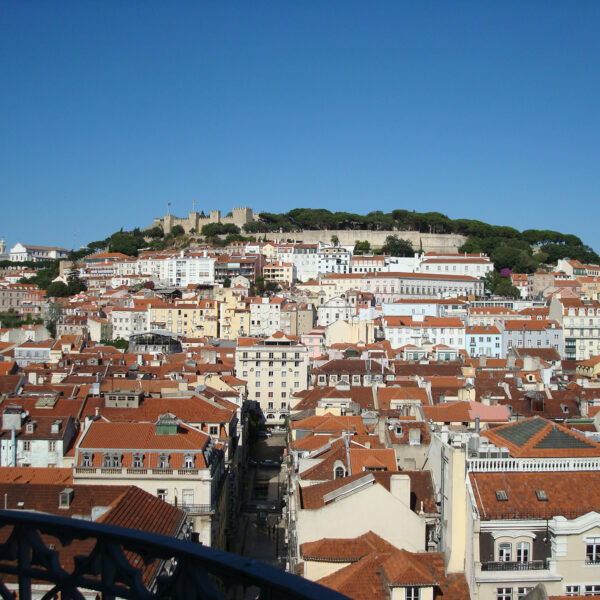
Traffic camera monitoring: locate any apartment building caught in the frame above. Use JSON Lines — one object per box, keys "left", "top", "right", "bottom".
{"left": 549, "top": 296, "right": 600, "bottom": 360}
{"left": 287, "top": 244, "right": 319, "bottom": 282}
{"left": 466, "top": 325, "right": 502, "bottom": 358}
{"left": 73, "top": 416, "right": 227, "bottom": 547}
{"left": 235, "top": 333, "right": 309, "bottom": 425}
{"left": 381, "top": 315, "right": 466, "bottom": 350}
{"left": 249, "top": 296, "right": 287, "bottom": 336}
{"left": 464, "top": 418, "right": 600, "bottom": 600}
{"left": 109, "top": 306, "right": 148, "bottom": 340}
{"left": 214, "top": 254, "right": 263, "bottom": 284}
{"left": 263, "top": 261, "right": 296, "bottom": 286}
{"left": 317, "top": 244, "right": 353, "bottom": 275}
{"left": 157, "top": 252, "right": 216, "bottom": 287}
{"left": 148, "top": 299, "right": 220, "bottom": 338}
{"left": 0, "top": 284, "right": 43, "bottom": 314}
{"left": 0, "top": 404, "right": 78, "bottom": 468}
{"left": 499, "top": 319, "right": 563, "bottom": 358}
{"left": 13, "top": 339, "right": 53, "bottom": 366}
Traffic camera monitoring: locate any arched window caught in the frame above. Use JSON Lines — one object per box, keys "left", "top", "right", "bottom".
{"left": 334, "top": 466, "right": 345, "bottom": 479}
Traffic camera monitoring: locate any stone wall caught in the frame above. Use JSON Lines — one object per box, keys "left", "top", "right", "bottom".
{"left": 152, "top": 207, "right": 256, "bottom": 234}
{"left": 263, "top": 229, "right": 467, "bottom": 253}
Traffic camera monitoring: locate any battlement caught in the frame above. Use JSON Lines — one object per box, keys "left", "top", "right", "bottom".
{"left": 151, "top": 206, "right": 257, "bottom": 234}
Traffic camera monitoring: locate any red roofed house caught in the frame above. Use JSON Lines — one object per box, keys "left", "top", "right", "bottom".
{"left": 73, "top": 415, "right": 227, "bottom": 548}
{"left": 290, "top": 470, "right": 439, "bottom": 572}
{"left": 381, "top": 315, "right": 466, "bottom": 350}
{"left": 458, "top": 417, "right": 600, "bottom": 599}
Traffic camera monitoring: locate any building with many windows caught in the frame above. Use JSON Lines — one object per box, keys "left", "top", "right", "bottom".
{"left": 550, "top": 297, "right": 600, "bottom": 360}
{"left": 9, "top": 242, "right": 69, "bottom": 262}
{"left": 235, "top": 332, "right": 309, "bottom": 425}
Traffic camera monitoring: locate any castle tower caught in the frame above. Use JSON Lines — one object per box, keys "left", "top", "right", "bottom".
{"left": 0, "top": 238, "right": 6, "bottom": 257}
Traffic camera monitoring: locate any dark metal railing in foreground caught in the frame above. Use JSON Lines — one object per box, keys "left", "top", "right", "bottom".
{"left": 0, "top": 509, "right": 348, "bottom": 600}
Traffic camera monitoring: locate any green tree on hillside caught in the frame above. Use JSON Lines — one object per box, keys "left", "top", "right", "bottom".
{"left": 381, "top": 235, "right": 414, "bottom": 257}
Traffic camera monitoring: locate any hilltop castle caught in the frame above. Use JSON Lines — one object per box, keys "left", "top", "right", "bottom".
{"left": 152, "top": 206, "right": 258, "bottom": 234}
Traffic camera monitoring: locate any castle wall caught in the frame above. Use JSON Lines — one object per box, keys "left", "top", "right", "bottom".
{"left": 150, "top": 210, "right": 467, "bottom": 252}
{"left": 152, "top": 207, "right": 256, "bottom": 234}
{"left": 263, "top": 229, "right": 467, "bottom": 253}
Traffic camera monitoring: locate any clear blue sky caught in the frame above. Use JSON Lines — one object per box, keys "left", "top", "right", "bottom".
{"left": 1, "top": 1, "right": 599, "bottom": 251}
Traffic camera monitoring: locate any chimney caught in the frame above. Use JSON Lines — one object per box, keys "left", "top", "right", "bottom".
{"left": 389, "top": 473, "right": 411, "bottom": 506}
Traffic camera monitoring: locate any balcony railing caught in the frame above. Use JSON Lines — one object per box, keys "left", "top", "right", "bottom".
{"left": 172, "top": 503, "right": 215, "bottom": 515}
{"left": 467, "top": 456, "right": 600, "bottom": 473}
{"left": 481, "top": 560, "right": 549, "bottom": 572}
{"left": 0, "top": 509, "right": 348, "bottom": 600}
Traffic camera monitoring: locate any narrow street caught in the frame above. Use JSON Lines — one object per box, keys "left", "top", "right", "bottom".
{"left": 235, "top": 431, "right": 287, "bottom": 569}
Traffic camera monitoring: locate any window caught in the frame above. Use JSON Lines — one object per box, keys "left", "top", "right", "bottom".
{"left": 183, "top": 454, "right": 194, "bottom": 469}
{"left": 23, "top": 441, "right": 31, "bottom": 452}
{"left": 157, "top": 489, "right": 168, "bottom": 501}
{"left": 82, "top": 452, "right": 92, "bottom": 467}
{"left": 132, "top": 453, "right": 144, "bottom": 468}
{"left": 182, "top": 489, "right": 194, "bottom": 507}
{"left": 516, "top": 542, "right": 530, "bottom": 564}
{"left": 565, "top": 586, "right": 580, "bottom": 597}
{"left": 209, "top": 425, "right": 219, "bottom": 436}
{"left": 334, "top": 466, "right": 345, "bottom": 479}
{"left": 158, "top": 454, "right": 170, "bottom": 468}
{"left": 585, "top": 585, "right": 600, "bottom": 596}
{"left": 498, "top": 543, "right": 512, "bottom": 562}
{"left": 517, "top": 588, "right": 532, "bottom": 600}
{"left": 102, "top": 453, "right": 121, "bottom": 468}
{"left": 268, "top": 402, "right": 274, "bottom": 409}
{"left": 496, "top": 588, "right": 512, "bottom": 600}
{"left": 406, "top": 588, "right": 421, "bottom": 600}
{"left": 586, "top": 539, "right": 600, "bottom": 564}
{"left": 48, "top": 440, "right": 57, "bottom": 452}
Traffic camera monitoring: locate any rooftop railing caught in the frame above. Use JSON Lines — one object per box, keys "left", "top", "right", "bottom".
{"left": 0, "top": 509, "right": 348, "bottom": 600}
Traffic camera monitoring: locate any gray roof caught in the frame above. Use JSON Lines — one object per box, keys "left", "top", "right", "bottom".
{"left": 493, "top": 417, "right": 547, "bottom": 447}
{"left": 535, "top": 426, "right": 595, "bottom": 450}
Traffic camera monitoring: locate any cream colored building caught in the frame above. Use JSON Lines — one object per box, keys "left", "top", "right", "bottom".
{"left": 148, "top": 299, "right": 220, "bottom": 338}
{"left": 324, "top": 318, "right": 376, "bottom": 346}
{"left": 73, "top": 416, "right": 227, "bottom": 547}
{"left": 291, "top": 472, "right": 433, "bottom": 567}
{"left": 263, "top": 261, "right": 296, "bottom": 285}
{"left": 235, "top": 333, "right": 309, "bottom": 424}
{"left": 217, "top": 290, "right": 250, "bottom": 339}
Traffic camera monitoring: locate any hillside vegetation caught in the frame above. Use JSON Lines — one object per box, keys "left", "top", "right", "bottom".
{"left": 241, "top": 208, "right": 599, "bottom": 274}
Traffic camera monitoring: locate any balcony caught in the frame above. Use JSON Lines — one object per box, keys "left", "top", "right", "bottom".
{"left": 74, "top": 467, "right": 203, "bottom": 478}
{"left": 0, "top": 509, "right": 347, "bottom": 600}
{"left": 481, "top": 560, "right": 548, "bottom": 571}
{"left": 173, "top": 503, "right": 215, "bottom": 515}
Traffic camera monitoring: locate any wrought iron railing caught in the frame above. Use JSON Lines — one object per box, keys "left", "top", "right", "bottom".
{"left": 481, "top": 560, "right": 549, "bottom": 572}
{"left": 172, "top": 503, "right": 215, "bottom": 515}
{"left": 0, "top": 509, "right": 348, "bottom": 600}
